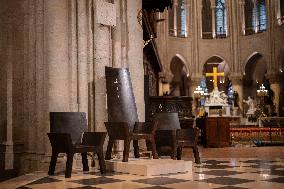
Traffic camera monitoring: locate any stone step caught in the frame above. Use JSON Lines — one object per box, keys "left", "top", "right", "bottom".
{"left": 105, "top": 158, "right": 192, "bottom": 176}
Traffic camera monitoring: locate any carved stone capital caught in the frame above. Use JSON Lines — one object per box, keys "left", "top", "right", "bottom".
{"left": 229, "top": 73, "right": 243, "bottom": 85}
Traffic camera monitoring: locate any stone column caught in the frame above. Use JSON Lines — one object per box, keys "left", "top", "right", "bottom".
{"left": 45, "top": 0, "right": 70, "bottom": 112}
{"left": 275, "top": 0, "right": 282, "bottom": 25}
{"left": 112, "top": 0, "right": 122, "bottom": 68}
{"left": 127, "top": 0, "right": 144, "bottom": 122}
{"left": 173, "top": 0, "right": 178, "bottom": 36}
{"left": 77, "top": 0, "right": 89, "bottom": 115}
{"left": 184, "top": 0, "right": 190, "bottom": 37}
{"left": 199, "top": 2, "right": 203, "bottom": 38}
{"left": 252, "top": 0, "right": 258, "bottom": 33}
{"left": 4, "top": 26, "right": 14, "bottom": 170}
{"left": 93, "top": 0, "right": 111, "bottom": 132}
{"left": 230, "top": 74, "right": 243, "bottom": 115}
{"left": 210, "top": 0, "right": 216, "bottom": 38}
{"left": 189, "top": 75, "right": 203, "bottom": 116}
{"left": 240, "top": 0, "right": 246, "bottom": 35}
{"left": 267, "top": 74, "right": 281, "bottom": 115}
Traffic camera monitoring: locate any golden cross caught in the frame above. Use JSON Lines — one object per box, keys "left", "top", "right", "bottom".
{"left": 205, "top": 67, "right": 224, "bottom": 90}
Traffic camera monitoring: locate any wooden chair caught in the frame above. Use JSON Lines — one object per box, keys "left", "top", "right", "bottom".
{"left": 48, "top": 112, "right": 107, "bottom": 178}
{"left": 153, "top": 113, "right": 181, "bottom": 159}
{"left": 176, "top": 128, "right": 201, "bottom": 164}
{"left": 104, "top": 121, "right": 159, "bottom": 162}
{"left": 47, "top": 132, "right": 106, "bottom": 178}
{"left": 155, "top": 130, "right": 178, "bottom": 159}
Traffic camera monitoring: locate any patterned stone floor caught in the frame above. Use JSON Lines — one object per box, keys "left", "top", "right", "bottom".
{"left": 1, "top": 146, "right": 284, "bottom": 189}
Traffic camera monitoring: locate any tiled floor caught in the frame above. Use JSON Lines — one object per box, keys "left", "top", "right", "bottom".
{"left": 1, "top": 146, "right": 284, "bottom": 189}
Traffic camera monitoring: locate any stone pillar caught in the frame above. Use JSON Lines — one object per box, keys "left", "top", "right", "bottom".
{"left": 275, "top": 0, "right": 282, "bottom": 25}
{"left": 184, "top": 0, "right": 189, "bottom": 37}
{"left": 230, "top": 74, "right": 243, "bottom": 115}
{"left": 127, "top": 0, "right": 144, "bottom": 122}
{"left": 112, "top": 0, "right": 122, "bottom": 68}
{"left": 240, "top": 0, "right": 246, "bottom": 35}
{"left": 45, "top": 0, "right": 70, "bottom": 112}
{"left": 252, "top": 0, "right": 258, "bottom": 33}
{"left": 5, "top": 33, "right": 13, "bottom": 170}
{"left": 189, "top": 75, "right": 202, "bottom": 98}
{"left": 210, "top": 0, "right": 216, "bottom": 38}
{"left": 93, "top": 11, "right": 111, "bottom": 131}
{"left": 173, "top": 0, "right": 178, "bottom": 36}
{"left": 189, "top": 75, "right": 202, "bottom": 116}
{"left": 199, "top": 2, "right": 203, "bottom": 38}
{"left": 77, "top": 0, "right": 89, "bottom": 115}
{"left": 267, "top": 75, "right": 281, "bottom": 115}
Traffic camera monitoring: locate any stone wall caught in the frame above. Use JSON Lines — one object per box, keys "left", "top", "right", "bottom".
{"left": 0, "top": 0, "right": 143, "bottom": 175}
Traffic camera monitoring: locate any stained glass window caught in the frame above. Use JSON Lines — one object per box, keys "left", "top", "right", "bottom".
{"left": 179, "top": 0, "right": 187, "bottom": 37}
{"left": 258, "top": 0, "right": 267, "bottom": 32}
{"left": 169, "top": 0, "right": 188, "bottom": 38}
{"left": 215, "top": 0, "right": 227, "bottom": 38}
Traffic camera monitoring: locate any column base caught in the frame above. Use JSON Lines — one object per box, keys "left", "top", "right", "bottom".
{"left": 0, "top": 142, "right": 14, "bottom": 171}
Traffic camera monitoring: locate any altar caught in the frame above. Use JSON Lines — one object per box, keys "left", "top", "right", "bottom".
{"left": 204, "top": 67, "right": 231, "bottom": 117}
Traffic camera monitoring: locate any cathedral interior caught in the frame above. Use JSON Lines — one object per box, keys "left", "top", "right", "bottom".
{"left": 1, "top": 0, "right": 284, "bottom": 188}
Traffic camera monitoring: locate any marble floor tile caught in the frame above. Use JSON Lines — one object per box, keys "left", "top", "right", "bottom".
{"left": 1, "top": 146, "right": 284, "bottom": 189}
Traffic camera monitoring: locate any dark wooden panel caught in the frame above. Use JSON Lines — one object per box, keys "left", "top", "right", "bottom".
{"left": 148, "top": 96, "right": 193, "bottom": 121}
{"left": 204, "top": 117, "right": 231, "bottom": 147}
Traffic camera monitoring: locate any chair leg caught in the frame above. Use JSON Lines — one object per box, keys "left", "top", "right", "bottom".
{"left": 149, "top": 137, "right": 158, "bottom": 159}
{"left": 123, "top": 139, "right": 131, "bottom": 162}
{"left": 171, "top": 144, "right": 177, "bottom": 160}
{"left": 97, "top": 150, "right": 106, "bottom": 174}
{"left": 105, "top": 139, "right": 114, "bottom": 160}
{"left": 48, "top": 151, "right": 58, "bottom": 176}
{"left": 176, "top": 146, "right": 182, "bottom": 160}
{"left": 133, "top": 140, "right": 140, "bottom": 158}
{"left": 193, "top": 146, "right": 201, "bottom": 164}
{"left": 65, "top": 153, "right": 74, "bottom": 178}
{"left": 81, "top": 152, "right": 89, "bottom": 172}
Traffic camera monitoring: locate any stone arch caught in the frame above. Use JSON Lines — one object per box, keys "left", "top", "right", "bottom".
{"left": 169, "top": 54, "right": 190, "bottom": 96}
{"left": 243, "top": 52, "right": 268, "bottom": 100}
{"left": 203, "top": 55, "right": 231, "bottom": 93}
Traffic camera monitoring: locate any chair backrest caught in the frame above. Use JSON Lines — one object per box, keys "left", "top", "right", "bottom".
{"left": 47, "top": 133, "right": 73, "bottom": 152}
{"left": 133, "top": 121, "right": 159, "bottom": 134}
{"left": 104, "top": 122, "right": 130, "bottom": 139}
{"left": 154, "top": 113, "right": 181, "bottom": 130}
{"left": 176, "top": 128, "right": 196, "bottom": 141}
{"left": 50, "top": 112, "right": 87, "bottom": 144}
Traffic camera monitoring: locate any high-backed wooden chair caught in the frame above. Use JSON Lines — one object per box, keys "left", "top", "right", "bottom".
{"left": 154, "top": 113, "right": 201, "bottom": 163}
{"left": 154, "top": 113, "right": 181, "bottom": 159}
{"left": 48, "top": 112, "right": 107, "bottom": 178}
{"left": 104, "top": 121, "right": 159, "bottom": 162}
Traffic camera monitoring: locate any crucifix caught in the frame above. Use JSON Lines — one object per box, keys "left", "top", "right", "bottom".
{"left": 205, "top": 67, "right": 224, "bottom": 90}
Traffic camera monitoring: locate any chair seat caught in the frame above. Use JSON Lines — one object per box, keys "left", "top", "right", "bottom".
{"left": 73, "top": 145, "right": 99, "bottom": 153}
{"left": 131, "top": 133, "right": 152, "bottom": 140}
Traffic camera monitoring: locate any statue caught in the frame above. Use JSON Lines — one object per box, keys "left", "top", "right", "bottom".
{"left": 205, "top": 88, "right": 228, "bottom": 106}
{"left": 243, "top": 96, "right": 256, "bottom": 115}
